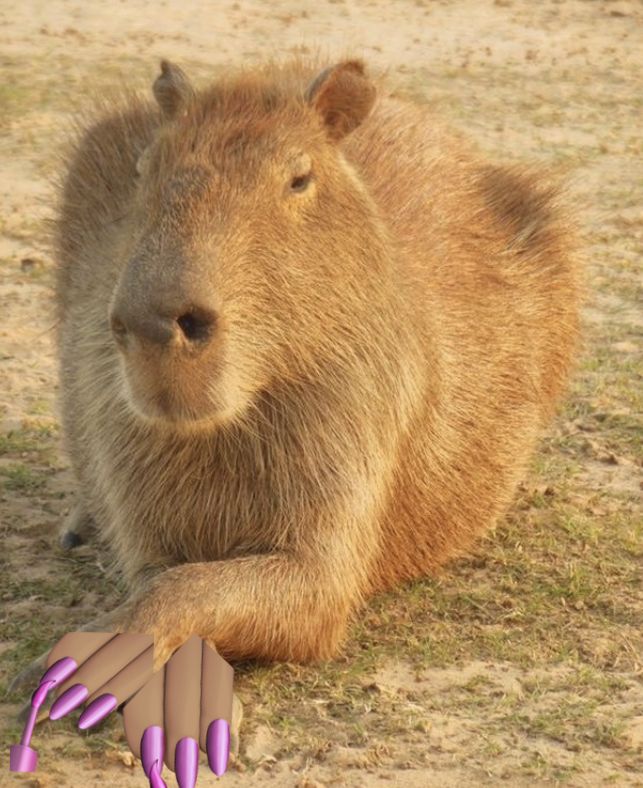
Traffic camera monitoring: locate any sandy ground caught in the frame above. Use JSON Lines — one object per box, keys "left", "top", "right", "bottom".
{"left": 1, "top": 0, "right": 642, "bottom": 786}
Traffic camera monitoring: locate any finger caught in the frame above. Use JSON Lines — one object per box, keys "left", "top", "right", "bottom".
{"left": 199, "top": 640, "right": 233, "bottom": 777}
{"left": 164, "top": 634, "right": 202, "bottom": 784}
{"left": 46, "top": 632, "right": 115, "bottom": 674}
{"left": 45, "top": 633, "right": 117, "bottom": 713}
{"left": 14, "top": 657, "right": 75, "bottom": 724}
{"left": 123, "top": 666, "right": 165, "bottom": 759}
{"left": 83, "top": 645, "right": 155, "bottom": 706}
{"left": 10, "top": 632, "right": 121, "bottom": 698}
{"left": 47, "top": 633, "right": 118, "bottom": 710}
{"left": 50, "top": 633, "right": 152, "bottom": 719}
{"left": 77, "top": 645, "right": 155, "bottom": 729}
{"left": 13, "top": 635, "right": 113, "bottom": 723}
{"left": 123, "top": 668, "right": 169, "bottom": 787}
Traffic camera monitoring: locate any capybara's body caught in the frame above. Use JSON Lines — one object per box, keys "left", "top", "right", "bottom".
{"left": 53, "top": 54, "right": 581, "bottom": 663}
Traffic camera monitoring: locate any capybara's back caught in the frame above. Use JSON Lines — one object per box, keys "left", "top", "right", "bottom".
{"left": 53, "top": 54, "right": 581, "bottom": 664}
{"left": 346, "top": 98, "right": 581, "bottom": 594}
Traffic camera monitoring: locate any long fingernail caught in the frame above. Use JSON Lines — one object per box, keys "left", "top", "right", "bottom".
{"left": 22, "top": 680, "right": 56, "bottom": 750}
{"left": 11, "top": 663, "right": 78, "bottom": 776}
{"left": 207, "top": 719, "right": 230, "bottom": 777}
{"left": 77, "top": 693, "right": 117, "bottom": 729}
{"left": 49, "top": 683, "right": 89, "bottom": 720}
{"left": 149, "top": 762, "right": 167, "bottom": 788}
{"left": 141, "top": 725, "right": 164, "bottom": 776}
{"left": 175, "top": 736, "right": 199, "bottom": 788}
{"left": 40, "top": 657, "right": 78, "bottom": 688}
{"left": 31, "top": 680, "right": 55, "bottom": 709}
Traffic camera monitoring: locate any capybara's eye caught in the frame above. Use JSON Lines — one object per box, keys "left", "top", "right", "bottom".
{"left": 290, "top": 173, "right": 312, "bottom": 193}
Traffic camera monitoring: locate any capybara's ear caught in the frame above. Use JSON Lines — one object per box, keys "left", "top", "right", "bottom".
{"left": 304, "top": 59, "right": 376, "bottom": 142}
{"left": 153, "top": 59, "right": 195, "bottom": 120}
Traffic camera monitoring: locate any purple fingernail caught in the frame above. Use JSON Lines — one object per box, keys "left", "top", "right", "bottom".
{"left": 175, "top": 736, "right": 199, "bottom": 788}
{"left": 40, "top": 657, "right": 78, "bottom": 687}
{"left": 49, "top": 683, "right": 89, "bottom": 720}
{"left": 149, "top": 762, "right": 167, "bottom": 788}
{"left": 19, "top": 681, "right": 55, "bottom": 752}
{"left": 31, "top": 679, "right": 55, "bottom": 709}
{"left": 10, "top": 659, "right": 78, "bottom": 774}
{"left": 141, "top": 725, "right": 164, "bottom": 777}
{"left": 139, "top": 728, "right": 168, "bottom": 788}
{"left": 77, "top": 692, "right": 117, "bottom": 729}
{"left": 206, "top": 719, "right": 230, "bottom": 777}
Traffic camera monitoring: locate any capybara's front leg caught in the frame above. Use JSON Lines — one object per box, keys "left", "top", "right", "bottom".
{"left": 123, "top": 524, "right": 375, "bottom": 668}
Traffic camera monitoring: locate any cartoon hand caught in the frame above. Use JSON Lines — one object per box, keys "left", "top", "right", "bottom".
{"left": 123, "top": 634, "right": 234, "bottom": 788}
{"left": 9, "top": 632, "right": 154, "bottom": 773}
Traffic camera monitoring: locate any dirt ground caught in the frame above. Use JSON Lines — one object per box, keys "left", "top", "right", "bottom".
{"left": 1, "top": 0, "right": 641, "bottom": 786}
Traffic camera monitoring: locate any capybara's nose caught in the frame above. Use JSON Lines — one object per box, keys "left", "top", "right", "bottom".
{"left": 110, "top": 304, "right": 218, "bottom": 348}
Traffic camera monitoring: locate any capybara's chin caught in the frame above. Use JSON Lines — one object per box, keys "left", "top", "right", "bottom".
{"left": 120, "top": 366, "right": 243, "bottom": 432}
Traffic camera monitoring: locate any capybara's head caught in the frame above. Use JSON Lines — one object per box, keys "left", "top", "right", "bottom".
{"left": 108, "top": 57, "right": 392, "bottom": 431}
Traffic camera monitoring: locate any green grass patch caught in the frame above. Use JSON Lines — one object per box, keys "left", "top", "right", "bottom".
{"left": 0, "top": 463, "right": 46, "bottom": 492}
{"left": 0, "top": 424, "right": 59, "bottom": 462}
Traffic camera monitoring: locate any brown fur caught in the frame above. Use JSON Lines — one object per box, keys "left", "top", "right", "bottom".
{"left": 52, "top": 52, "right": 582, "bottom": 666}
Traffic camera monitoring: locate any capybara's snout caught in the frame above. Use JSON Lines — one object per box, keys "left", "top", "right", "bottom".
{"left": 108, "top": 256, "right": 228, "bottom": 426}
{"left": 109, "top": 299, "right": 219, "bottom": 351}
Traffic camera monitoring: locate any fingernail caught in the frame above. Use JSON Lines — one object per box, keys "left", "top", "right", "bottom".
{"left": 40, "top": 657, "right": 78, "bottom": 687}
{"left": 149, "top": 762, "right": 167, "bottom": 788}
{"left": 175, "top": 736, "right": 199, "bottom": 788}
{"left": 207, "top": 719, "right": 230, "bottom": 777}
{"left": 141, "top": 725, "right": 164, "bottom": 777}
{"left": 49, "top": 683, "right": 89, "bottom": 720}
{"left": 31, "top": 680, "right": 55, "bottom": 709}
{"left": 77, "top": 692, "right": 117, "bottom": 729}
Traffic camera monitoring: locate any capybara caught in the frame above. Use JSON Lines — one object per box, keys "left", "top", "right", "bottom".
{"left": 50, "top": 53, "right": 581, "bottom": 669}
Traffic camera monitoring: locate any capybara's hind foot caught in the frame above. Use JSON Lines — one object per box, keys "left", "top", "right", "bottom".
{"left": 59, "top": 501, "right": 95, "bottom": 549}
